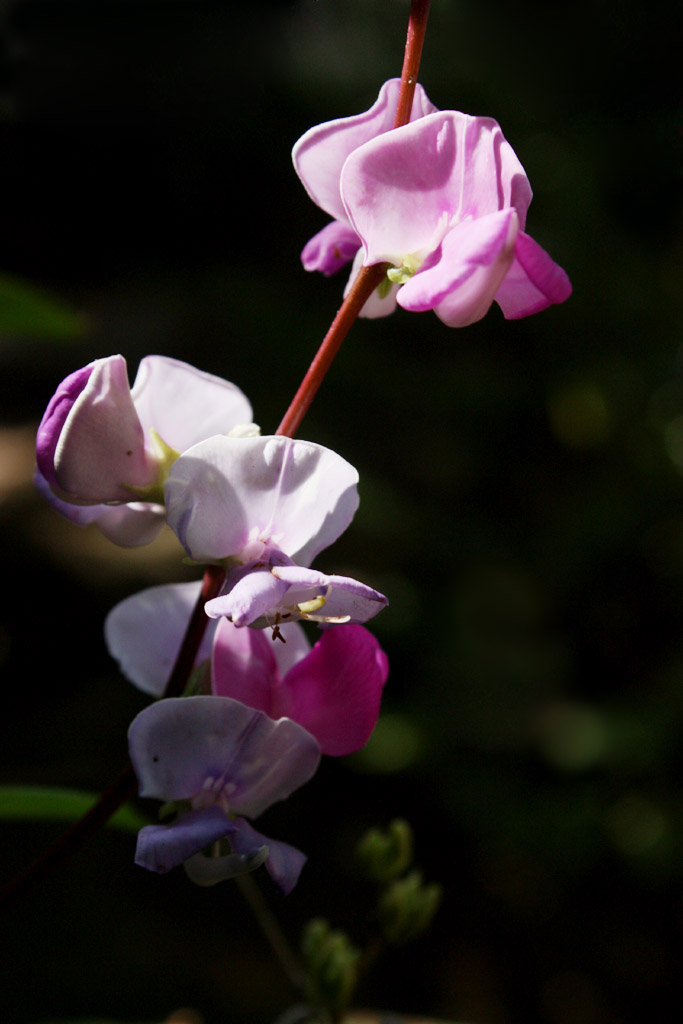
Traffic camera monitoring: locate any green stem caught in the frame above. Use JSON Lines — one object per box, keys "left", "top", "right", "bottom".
{"left": 235, "top": 872, "right": 308, "bottom": 993}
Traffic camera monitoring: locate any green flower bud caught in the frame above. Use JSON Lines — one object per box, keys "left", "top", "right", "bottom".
{"left": 378, "top": 870, "right": 442, "bottom": 945}
{"left": 356, "top": 818, "right": 414, "bottom": 883}
{"left": 301, "top": 918, "right": 359, "bottom": 1015}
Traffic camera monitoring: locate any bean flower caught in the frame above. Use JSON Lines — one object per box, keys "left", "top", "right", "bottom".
{"left": 129, "top": 696, "right": 320, "bottom": 893}
{"left": 293, "top": 79, "right": 571, "bottom": 325}
{"left": 106, "top": 581, "right": 389, "bottom": 755}
{"left": 35, "top": 354, "right": 254, "bottom": 546}
{"left": 293, "top": 77, "right": 436, "bottom": 282}
{"left": 164, "top": 434, "right": 388, "bottom": 631}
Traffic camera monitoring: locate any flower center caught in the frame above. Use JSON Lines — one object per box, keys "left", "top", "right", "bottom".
{"left": 386, "top": 252, "right": 423, "bottom": 285}
{"left": 191, "top": 775, "right": 237, "bottom": 814}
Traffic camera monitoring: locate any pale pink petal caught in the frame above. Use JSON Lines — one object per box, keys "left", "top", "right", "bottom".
{"left": 33, "top": 468, "right": 165, "bottom": 547}
{"left": 130, "top": 355, "right": 253, "bottom": 452}
{"left": 93, "top": 502, "right": 166, "bottom": 547}
{"left": 271, "top": 565, "right": 389, "bottom": 625}
{"left": 398, "top": 208, "right": 519, "bottom": 327}
{"left": 105, "top": 581, "right": 216, "bottom": 696}
{"left": 301, "top": 220, "right": 361, "bottom": 276}
{"left": 165, "top": 435, "right": 359, "bottom": 566}
{"left": 206, "top": 568, "right": 290, "bottom": 627}
{"left": 293, "top": 78, "right": 437, "bottom": 224}
{"left": 341, "top": 112, "right": 460, "bottom": 265}
{"left": 274, "top": 625, "right": 388, "bottom": 756}
{"left": 50, "top": 355, "right": 155, "bottom": 503}
{"left": 128, "top": 695, "right": 320, "bottom": 819}
{"left": 457, "top": 115, "right": 532, "bottom": 226}
{"left": 495, "top": 230, "right": 572, "bottom": 319}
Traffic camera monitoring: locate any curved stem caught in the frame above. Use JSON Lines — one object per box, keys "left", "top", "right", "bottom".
{"left": 235, "top": 872, "right": 308, "bottom": 992}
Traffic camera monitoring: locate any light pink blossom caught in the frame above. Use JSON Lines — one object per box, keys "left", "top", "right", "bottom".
{"left": 35, "top": 354, "right": 253, "bottom": 546}
{"left": 293, "top": 80, "right": 571, "bottom": 326}
{"left": 164, "top": 434, "right": 387, "bottom": 630}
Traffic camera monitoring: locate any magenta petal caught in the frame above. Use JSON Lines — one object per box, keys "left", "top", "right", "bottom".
{"left": 495, "top": 230, "right": 572, "bottom": 319}
{"left": 135, "top": 806, "right": 231, "bottom": 874}
{"left": 301, "top": 221, "right": 361, "bottom": 276}
{"left": 36, "top": 363, "right": 94, "bottom": 486}
{"left": 128, "top": 695, "right": 321, "bottom": 819}
{"left": 211, "top": 617, "right": 279, "bottom": 712}
{"left": 275, "top": 625, "right": 389, "bottom": 756}
{"left": 105, "top": 582, "right": 216, "bottom": 696}
{"left": 293, "top": 78, "right": 437, "bottom": 224}
{"left": 130, "top": 355, "right": 253, "bottom": 453}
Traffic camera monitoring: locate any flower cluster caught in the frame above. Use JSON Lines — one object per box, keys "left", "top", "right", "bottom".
{"left": 107, "top": 585, "right": 388, "bottom": 891}
{"left": 37, "top": 353, "right": 388, "bottom": 891}
{"left": 35, "top": 73, "right": 571, "bottom": 900}
{"left": 293, "top": 78, "right": 571, "bottom": 326}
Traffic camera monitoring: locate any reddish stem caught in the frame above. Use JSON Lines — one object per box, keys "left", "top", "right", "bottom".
{"left": 276, "top": 0, "right": 432, "bottom": 440}
{"left": 276, "top": 263, "right": 387, "bottom": 438}
{"left": 393, "top": 0, "right": 432, "bottom": 129}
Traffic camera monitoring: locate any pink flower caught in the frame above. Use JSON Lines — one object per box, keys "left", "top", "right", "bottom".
{"left": 35, "top": 354, "right": 253, "bottom": 546}
{"left": 164, "top": 434, "right": 387, "bottom": 629}
{"left": 293, "top": 80, "right": 571, "bottom": 326}
{"left": 293, "top": 78, "right": 436, "bottom": 278}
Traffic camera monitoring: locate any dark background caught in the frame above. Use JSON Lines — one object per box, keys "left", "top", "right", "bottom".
{"left": 0, "top": 1, "right": 681, "bottom": 1022}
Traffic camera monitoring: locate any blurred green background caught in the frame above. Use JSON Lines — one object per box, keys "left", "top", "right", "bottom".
{"left": 0, "top": 1, "right": 680, "bottom": 1022}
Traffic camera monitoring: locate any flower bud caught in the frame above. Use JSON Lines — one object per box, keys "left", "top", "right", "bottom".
{"left": 356, "top": 818, "right": 413, "bottom": 882}
{"left": 301, "top": 918, "right": 359, "bottom": 1014}
{"left": 378, "top": 870, "right": 442, "bottom": 945}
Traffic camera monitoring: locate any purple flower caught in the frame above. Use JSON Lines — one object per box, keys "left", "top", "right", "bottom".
{"left": 293, "top": 80, "right": 571, "bottom": 326}
{"left": 106, "top": 582, "right": 388, "bottom": 755}
{"left": 164, "top": 434, "right": 388, "bottom": 630}
{"left": 35, "top": 354, "right": 254, "bottom": 546}
{"left": 129, "top": 695, "right": 320, "bottom": 893}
